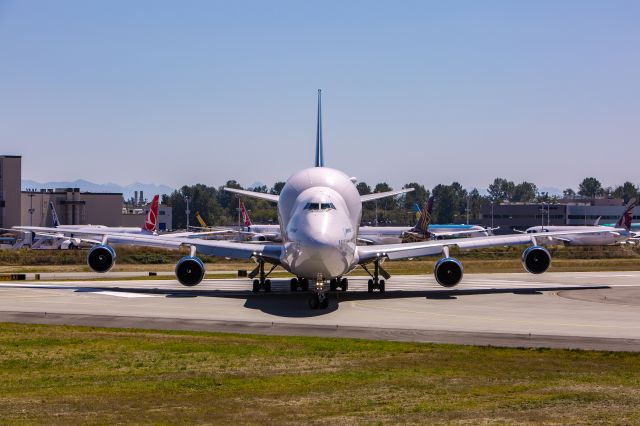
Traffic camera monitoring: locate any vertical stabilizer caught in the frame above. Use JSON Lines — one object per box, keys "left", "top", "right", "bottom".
{"left": 315, "top": 89, "right": 324, "bottom": 167}
{"left": 143, "top": 195, "right": 159, "bottom": 233}
{"left": 240, "top": 201, "right": 252, "bottom": 229}
{"left": 49, "top": 201, "right": 61, "bottom": 227}
{"left": 616, "top": 198, "right": 637, "bottom": 231}
{"left": 412, "top": 197, "right": 435, "bottom": 235}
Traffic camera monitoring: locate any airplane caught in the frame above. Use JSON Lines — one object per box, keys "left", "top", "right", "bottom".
{"left": 13, "top": 90, "right": 622, "bottom": 309}
{"left": 26, "top": 195, "right": 161, "bottom": 248}
{"left": 522, "top": 199, "right": 637, "bottom": 245}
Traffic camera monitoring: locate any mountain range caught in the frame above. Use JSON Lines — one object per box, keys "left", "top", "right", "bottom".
{"left": 21, "top": 179, "right": 175, "bottom": 201}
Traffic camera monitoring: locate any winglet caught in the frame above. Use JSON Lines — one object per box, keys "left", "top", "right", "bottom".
{"left": 315, "top": 89, "right": 324, "bottom": 167}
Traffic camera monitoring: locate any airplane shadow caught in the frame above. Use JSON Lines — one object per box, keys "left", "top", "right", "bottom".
{"left": 62, "top": 281, "right": 611, "bottom": 319}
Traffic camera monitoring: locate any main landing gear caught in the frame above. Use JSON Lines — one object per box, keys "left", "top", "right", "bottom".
{"left": 362, "top": 259, "right": 390, "bottom": 293}
{"left": 329, "top": 277, "right": 348, "bottom": 292}
{"left": 249, "top": 258, "right": 277, "bottom": 293}
{"left": 289, "top": 277, "right": 310, "bottom": 292}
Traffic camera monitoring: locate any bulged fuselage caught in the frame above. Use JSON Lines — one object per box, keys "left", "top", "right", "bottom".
{"left": 278, "top": 167, "right": 361, "bottom": 279}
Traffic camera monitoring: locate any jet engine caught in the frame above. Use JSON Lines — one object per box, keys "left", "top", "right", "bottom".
{"left": 251, "top": 234, "right": 267, "bottom": 242}
{"left": 522, "top": 246, "right": 551, "bottom": 274}
{"left": 87, "top": 244, "right": 116, "bottom": 273}
{"left": 434, "top": 257, "right": 463, "bottom": 287}
{"left": 175, "top": 256, "right": 205, "bottom": 286}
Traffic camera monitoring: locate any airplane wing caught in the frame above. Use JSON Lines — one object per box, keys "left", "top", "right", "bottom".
{"left": 223, "top": 187, "right": 279, "bottom": 203}
{"left": 361, "top": 188, "right": 414, "bottom": 203}
{"left": 357, "top": 228, "right": 621, "bottom": 262}
{"left": 12, "top": 227, "right": 282, "bottom": 262}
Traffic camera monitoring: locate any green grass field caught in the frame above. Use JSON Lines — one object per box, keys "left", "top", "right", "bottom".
{"left": 0, "top": 323, "right": 639, "bottom": 424}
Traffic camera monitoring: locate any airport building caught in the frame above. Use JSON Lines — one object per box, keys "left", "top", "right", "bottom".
{"left": 21, "top": 188, "right": 124, "bottom": 227}
{"left": 480, "top": 199, "right": 640, "bottom": 232}
{"left": 0, "top": 155, "right": 22, "bottom": 228}
{"left": 2, "top": 155, "right": 174, "bottom": 230}
{"left": 122, "top": 204, "right": 173, "bottom": 231}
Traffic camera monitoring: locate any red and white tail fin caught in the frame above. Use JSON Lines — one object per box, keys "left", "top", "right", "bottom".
{"left": 143, "top": 195, "right": 160, "bottom": 233}
{"left": 240, "top": 201, "right": 252, "bottom": 228}
{"left": 616, "top": 198, "right": 637, "bottom": 231}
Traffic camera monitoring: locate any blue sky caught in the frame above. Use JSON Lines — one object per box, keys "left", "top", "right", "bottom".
{"left": 1, "top": 1, "right": 638, "bottom": 191}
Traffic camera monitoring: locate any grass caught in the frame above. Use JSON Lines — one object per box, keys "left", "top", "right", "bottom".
{"left": 0, "top": 323, "right": 639, "bottom": 424}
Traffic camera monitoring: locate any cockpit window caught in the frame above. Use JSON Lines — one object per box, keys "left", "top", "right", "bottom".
{"left": 304, "top": 202, "right": 336, "bottom": 211}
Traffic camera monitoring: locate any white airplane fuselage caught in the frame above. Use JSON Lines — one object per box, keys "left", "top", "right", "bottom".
{"left": 277, "top": 167, "right": 361, "bottom": 279}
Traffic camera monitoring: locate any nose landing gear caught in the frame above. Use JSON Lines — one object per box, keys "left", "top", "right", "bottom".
{"left": 308, "top": 273, "right": 329, "bottom": 309}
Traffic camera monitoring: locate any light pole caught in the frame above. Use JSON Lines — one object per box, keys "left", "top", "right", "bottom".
{"left": 184, "top": 195, "right": 191, "bottom": 230}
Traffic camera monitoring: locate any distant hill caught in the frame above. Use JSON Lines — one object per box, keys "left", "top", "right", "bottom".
{"left": 21, "top": 179, "right": 174, "bottom": 201}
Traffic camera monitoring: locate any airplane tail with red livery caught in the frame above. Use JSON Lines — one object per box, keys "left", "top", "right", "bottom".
{"left": 143, "top": 195, "right": 159, "bottom": 233}
{"left": 240, "top": 201, "right": 252, "bottom": 229}
{"left": 616, "top": 198, "right": 637, "bottom": 232}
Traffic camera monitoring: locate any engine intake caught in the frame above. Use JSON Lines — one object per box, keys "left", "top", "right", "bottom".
{"left": 87, "top": 244, "right": 116, "bottom": 273}
{"left": 175, "top": 256, "right": 205, "bottom": 286}
{"left": 434, "top": 257, "right": 463, "bottom": 287}
{"left": 522, "top": 246, "right": 551, "bottom": 274}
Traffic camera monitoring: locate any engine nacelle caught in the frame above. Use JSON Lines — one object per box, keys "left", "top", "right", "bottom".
{"left": 87, "top": 244, "right": 116, "bottom": 273}
{"left": 251, "top": 234, "right": 267, "bottom": 242}
{"left": 434, "top": 257, "right": 464, "bottom": 287}
{"left": 175, "top": 256, "right": 205, "bottom": 286}
{"left": 522, "top": 246, "right": 551, "bottom": 274}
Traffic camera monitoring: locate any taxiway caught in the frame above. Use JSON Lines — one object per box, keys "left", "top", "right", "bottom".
{"left": 1, "top": 271, "right": 640, "bottom": 351}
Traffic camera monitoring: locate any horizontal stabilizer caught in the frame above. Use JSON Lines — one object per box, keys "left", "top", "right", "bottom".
{"left": 361, "top": 188, "right": 414, "bottom": 203}
{"left": 223, "top": 187, "right": 279, "bottom": 203}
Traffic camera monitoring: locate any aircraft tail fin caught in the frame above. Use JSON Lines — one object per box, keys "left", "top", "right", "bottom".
{"left": 143, "top": 195, "right": 159, "bottom": 233}
{"left": 240, "top": 201, "right": 252, "bottom": 228}
{"left": 49, "top": 201, "right": 61, "bottom": 227}
{"left": 616, "top": 198, "right": 637, "bottom": 231}
{"left": 315, "top": 89, "right": 324, "bottom": 167}
{"left": 412, "top": 197, "right": 434, "bottom": 235}
{"left": 195, "top": 212, "right": 208, "bottom": 229}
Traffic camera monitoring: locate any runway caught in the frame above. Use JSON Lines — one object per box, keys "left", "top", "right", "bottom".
{"left": 1, "top": 271, "right": 640, "bottom": 351}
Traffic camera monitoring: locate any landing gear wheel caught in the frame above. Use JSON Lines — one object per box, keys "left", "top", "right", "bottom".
{"left": 290, "top": 278, "right": 298, "bottom": 292}
{"left": 264, "top": 279, "right": 272, "bottom": 293}
{"left": 340, "top": 278, "right": 348, "bottom": 291}
{"left": 252, "top": 279, "right": 260, "bottom": 293}
{"left": 308, "top": 293, "right": 320, "bottom": 309}
{"left": 379, "top": 279, "right": 386, "bottom": 293}
{"left": 329, "top": 279, "right": 337, "bottom": 292}
{"left": 320, "top": 296, "right": 329, "bottom": 309}
{"left": 300, "top": 278, "right": 309, "bottom": 292}
{"left": 367, "top": 279, "right": 374, "bottom": 293}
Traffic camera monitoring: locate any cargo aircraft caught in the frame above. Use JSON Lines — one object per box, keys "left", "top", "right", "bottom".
{"left": 13, "top": 91, "right": 621, "bottom": 309}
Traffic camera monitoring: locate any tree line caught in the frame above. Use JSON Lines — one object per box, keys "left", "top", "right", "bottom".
{"left": 162, "top": 177, "right": 640, "bottom": 229}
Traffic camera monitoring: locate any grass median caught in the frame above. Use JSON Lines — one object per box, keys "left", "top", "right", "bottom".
{"left": 0, "top": 322, "right": 639, "bottom": 424}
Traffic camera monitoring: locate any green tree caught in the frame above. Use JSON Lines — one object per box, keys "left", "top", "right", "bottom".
{"left": 270, "top": 181, "right": 286, "bottom": 195}
{"left": 578, "top": 177, "right": 603, "bottom": 199}
{"left": 356, "top": 182, "right": 371, "bottom": 195}
{"left": 613, "top": 182, "right": 638, "bottom": 204}
{"left": 487, "top": 178, "right": 515, "bottom": 202}
{"left": 512, "top": 181, "right": 538, "bottom": 202}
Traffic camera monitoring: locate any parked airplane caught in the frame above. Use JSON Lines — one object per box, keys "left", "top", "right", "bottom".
{"left": 523, "top": 199, "right": 637, "bottom": 245}
{"left": 13, "top": 90, "right": 619, "bottom": 309}
{"left": 25, "top": 196, "right": 160, "bottom": 248}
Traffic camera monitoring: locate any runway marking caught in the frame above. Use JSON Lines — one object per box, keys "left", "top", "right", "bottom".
{"left": 84, "top": 291, "right": 161, "bottom": 298}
